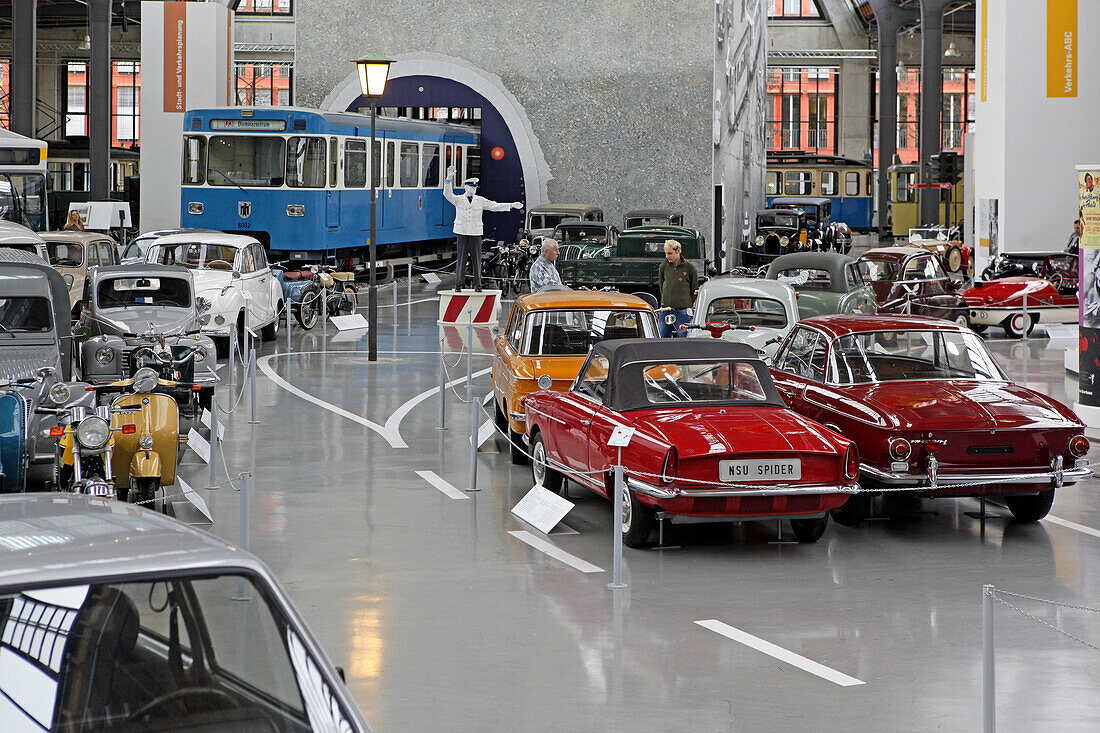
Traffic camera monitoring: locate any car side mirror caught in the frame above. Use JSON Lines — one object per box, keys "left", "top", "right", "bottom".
{"left": 37, "top": 366, "right": 56, "bottom": 379}
{"left": 232, "top": 270, "right": 241, "bottom": 279}
{"left": 335, "top": 666, "right": 346, "bottom": 683}
{"left": 62, "top": 274, "right": 74, "bottom": 288}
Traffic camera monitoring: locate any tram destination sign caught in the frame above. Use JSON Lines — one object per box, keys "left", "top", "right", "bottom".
{"left": 210, "top": 118, "right": 287, "bottom": 131}
{"left": 906, "top": 182, "right": 953, "bottom": 190}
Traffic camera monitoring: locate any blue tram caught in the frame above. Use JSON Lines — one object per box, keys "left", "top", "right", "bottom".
{"left": 180, "top": 107, "right": 481, "bottom": 264}
{"left": 765, "top": 151, "right": 874, "bottom": 231}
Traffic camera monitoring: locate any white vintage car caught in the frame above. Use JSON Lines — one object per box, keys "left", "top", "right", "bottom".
{"left": 145, "top": 232, "right": 283, "bottom": 348}
{"left": 685, "top": 277, "right": 799, "bottom": 359}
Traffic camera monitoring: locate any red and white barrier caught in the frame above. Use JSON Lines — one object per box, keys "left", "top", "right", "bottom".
{"left": 437, "top": 289, "right": 501, "bottom": 325}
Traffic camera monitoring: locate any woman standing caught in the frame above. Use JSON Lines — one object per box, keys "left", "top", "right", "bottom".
{"left": 62, "top": 210, "right": 85, "bottom": 231}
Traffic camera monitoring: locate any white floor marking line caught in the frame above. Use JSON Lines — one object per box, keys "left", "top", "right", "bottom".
{"left": 1044, "top": 515, "right": 1100, "bottom": 539}
{"left": 694, "top": 620, "right": 864, "bottom": 688}
{"left": 386, "top": 367, "right": 493, "bottom": 444}
{"left": 508, "top": 530, "right": 603, "bottom": 573}
{"left": 256, "top": 354, "right": 405, "bottom": 448}
{"left": 415, "top": 470, "right": 469, "bottom": 500}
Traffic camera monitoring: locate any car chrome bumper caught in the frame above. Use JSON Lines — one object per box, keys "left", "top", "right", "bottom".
{"left": 861, "top": 457, "right": 1090, "bottom": 488}
{"left": 626, "top": 476, "right": 859, "bottom": 499}
{"left": 969, "top": 306, "right": 1076, "bottom": 324}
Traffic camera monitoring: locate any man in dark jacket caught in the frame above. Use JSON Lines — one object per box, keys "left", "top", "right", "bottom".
{"left": 658, "top": 239, "right": 697, "bottom": 337}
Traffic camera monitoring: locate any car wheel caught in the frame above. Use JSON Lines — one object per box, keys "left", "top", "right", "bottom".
{"left": 966, "top": 254, "right": 975, "bottom": 280}
{"left": 789, "top": 516, "right": 829, "bottom": 543}
{"left": 945, "top": 245, "right": 963, "bottom": 273}
{"left": 530, "top": 432, "right": 563, "bottom": 493}
{"left": 831, "top": 494, "right": 870, "bottom": 527}
{"left": 972, "top": 324, "right": 988, "bottom": 334}
{"left": 1002, "top": 312, "right": 1036, "bottom": 339}
{"left": 261, "top": 301, "right": 282, "bottom": 341}
{"left": 953, "top": 312, "right": 970, "bottom": 329}
{"left": 621, "top": 481, "right": 655, "bottom": 548}
{"left": 1003, "top": 488, "right": 1055, "bottom": 522}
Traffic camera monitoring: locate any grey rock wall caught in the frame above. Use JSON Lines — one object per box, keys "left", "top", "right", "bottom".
{"left": 295, "top": 0, "right": 712, "bottom": 233}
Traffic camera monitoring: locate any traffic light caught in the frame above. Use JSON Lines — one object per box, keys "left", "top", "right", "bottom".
{"left": 931, "top": 151, "right": 961, "bottom": 185}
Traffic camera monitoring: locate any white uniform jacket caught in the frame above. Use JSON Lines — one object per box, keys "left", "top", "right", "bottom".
{"left": 444, "top": 183, "right": 514, "bottom": 236}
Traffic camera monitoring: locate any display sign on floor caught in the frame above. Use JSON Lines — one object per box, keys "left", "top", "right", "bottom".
{"left": 330, "top": 313, "right": 370, "bottom": 331}
{"left": 512, "top": 484, "right": 574, "bottom": 535}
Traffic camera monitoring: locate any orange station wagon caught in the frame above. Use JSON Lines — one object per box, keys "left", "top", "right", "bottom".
{"left": 493, "top": 291, "right": 658, "bottom": 464}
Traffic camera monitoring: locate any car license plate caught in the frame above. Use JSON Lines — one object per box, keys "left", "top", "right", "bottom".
{"left": 719, "top": 459, "right": 801, "bottom": 482}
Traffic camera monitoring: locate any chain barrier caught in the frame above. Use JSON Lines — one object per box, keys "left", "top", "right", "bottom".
{"left": 990, "top": 593, "right": 1099, "bottom": 653}
{"left": 991, "top": 588, "right": 1100, "bottom": 614}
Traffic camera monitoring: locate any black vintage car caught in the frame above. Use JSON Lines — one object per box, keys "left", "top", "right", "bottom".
{"left": 770, "top": 196, "right": 853, "bottom": 254}
{"left": 742, "top": 209, "right": 811, "bottom": 267}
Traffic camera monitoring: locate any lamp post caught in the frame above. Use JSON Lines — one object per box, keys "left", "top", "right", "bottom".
{"left": 355, "top": 56, "right": 392, "bottom": 362}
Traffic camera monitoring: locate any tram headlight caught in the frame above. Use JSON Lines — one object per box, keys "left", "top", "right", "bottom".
{"left": 287, "top": 204, "right": 305, "bottom": 217}
{"left": 76, "top": 417, "right": 111, "bottom": 449}
{"left": 187, "top": 202, "right": 204, "bottom": 215}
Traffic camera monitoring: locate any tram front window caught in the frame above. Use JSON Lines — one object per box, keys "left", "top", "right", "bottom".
{"left": 207, "top": 135, "right": 286, "bottom": 187}
{"left": 0, "top": 173, "right": 48, "bottom": 231}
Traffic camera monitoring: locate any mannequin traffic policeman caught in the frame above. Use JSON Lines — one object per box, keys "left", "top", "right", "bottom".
{"left": 444, "top": 164, "right": 523, "bottom": 291}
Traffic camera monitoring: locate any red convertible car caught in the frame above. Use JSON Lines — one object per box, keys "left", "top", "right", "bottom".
{"left": 770, "top": 315, "right": 1091, "bottom": 525}
{"left": 523, "top": 339, "right": 860, "bottom": 547}
{"left": 962, "top": 253, "right": 1078, "bottom": 338}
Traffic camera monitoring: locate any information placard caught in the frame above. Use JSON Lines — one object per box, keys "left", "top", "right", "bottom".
{"left": 511, "top": 485, "right": 575, "bottom": 535}
{"left": 329, "top": 313, "right": 370, "bottom": 331}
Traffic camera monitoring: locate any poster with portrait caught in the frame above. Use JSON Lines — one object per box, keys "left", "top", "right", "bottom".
{"left": 1076, "top": 166, "right": 1100, "bottom": 405}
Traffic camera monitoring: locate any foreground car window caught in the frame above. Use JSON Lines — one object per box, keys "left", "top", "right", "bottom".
{"left": 642, "top": 361, "right": 768, "bottom": 404}
{"left": 829, "top": 330, "right": 1005, "bottom": 384}
{"left": 775, "top": 268, "right": 830, "bottom": 290}
{"left": 706, "top": 297, "right": 787, "bottom": 328}
{"left": 0, "top": 297, "right": 51, "bottom": 331}
{"left": 152, "top": 243, "right": 238, "bottom": 270}
{"left": 522, "top": 309, "right": 656, "bottom": 356}
{"left": 46, "top": 242, "right": 83, "bottom": 267}
{"left": 0, "top": 575, "right": 351, "bottom": 731}
{"left": 98, "top": 277, "right": 192, "bottom": 309}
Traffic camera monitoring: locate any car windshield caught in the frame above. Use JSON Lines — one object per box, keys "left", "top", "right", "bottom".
{"left": 150, "top": 243, "right": 238, "bottom": 270}
{"left": 775, "top": 267, "right": 831, "bottom": 290}
{"left": 761, "top": 213, "right": 800, "bottom": 229}
{"left": 522, "top": 309, "right": 657, "bottom": 356}
{"left": 829, "top": 330, "right": 1005, "bottom": 384}
{"left": 0, "top": 297, "right": 51, "bottom": 332}
{"left": 46, "top": 242, "right": 83, "bottom": 267}
{"left": 856, "top": 259, "right": 898, "bottom": 282}
{"left": 530, "top": 213, "right": 574, "bottom": 231}
{"left": 98, "top": 277, "right": 192, "bottom": 309}
{"left": 705, "top": 296, "right": 787, "bottom": 328}
{"left": 641, "top": 361, "right": 770, "bottom": 404}
{"left": 0, "top": 575, "right": 354, "bottom": 731}
{"left": 121, "top": 241, "right": 148, "bottom": 260}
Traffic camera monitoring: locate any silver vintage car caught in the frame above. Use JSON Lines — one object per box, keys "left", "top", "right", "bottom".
{"left": 0, "top": 493, "right": 372, "bottom": 731}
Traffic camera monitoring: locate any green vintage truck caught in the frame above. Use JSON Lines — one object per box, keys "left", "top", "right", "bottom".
{"left": 555, "top": 225, "right": 708, "bottom": 295}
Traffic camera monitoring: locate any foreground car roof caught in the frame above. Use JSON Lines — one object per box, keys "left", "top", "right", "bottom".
{"left": 0, "top": 494, "right": 261, "bottom": 591}
{"left": 515, "top": 291, "right": 652, "bottom": 310}
{"left": 149, "top": 231, "right": 259, "bottom": 248}
{"left": 799, "top": 314, "right": 965, "bottom": 339}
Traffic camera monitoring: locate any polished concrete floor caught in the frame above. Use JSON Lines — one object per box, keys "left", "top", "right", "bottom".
{"left": 177, "top": 276, "right": 1100, "bottom": 732}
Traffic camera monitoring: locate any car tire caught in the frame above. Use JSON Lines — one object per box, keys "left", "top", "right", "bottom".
{"left": 128, "top": 477, "right": 159, "bottom": 508}
{"left": 1003, "top": 488, "right": 1055, "bottom": 522}
{"left": 972, "top": 324, "right": 988, "bottom": 334}
{"left": 621, "top": 481, "right": 655, "bottom": 548}
{"left": 790, "top": 516, "right": 829, "bottom": 543}
{"left": 953, "top": 312, "right": 970, "bottom": 329}
{"left": 831, "top": 494, "right": 870, "bottom": 527}
{"left": 261, "top": 301, "right": 282, "bottom": 341}
{"left": 945, "top": 245, "right": 963, "bottom": 273}
{"left": 530, "top": 432, "right": 564, "bottom": 493}
{"left": 1002, "top": 312, "right": 1036, "bottom": 338}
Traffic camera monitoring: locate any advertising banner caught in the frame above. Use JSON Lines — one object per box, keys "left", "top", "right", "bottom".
{"left": 1046, "top": 0, "right": 1077, "bottom": 98}
{"left": 1077, "top": 166, "right": 1100, "bottom": 406}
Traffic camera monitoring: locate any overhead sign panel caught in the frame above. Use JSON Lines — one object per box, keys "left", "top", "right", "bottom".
{"left": 210, "top": 118, "right": 288, "bottom": 131}
{"left": 1047, "top": 0, "right": 1077, "bottom": 98}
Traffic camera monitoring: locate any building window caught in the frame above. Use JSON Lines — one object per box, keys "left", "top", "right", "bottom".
{"left": 767, "top": 66, "right": 838, "bottom": 154}
{"left": 235, "top": 62, "right": 293, "bottom": 107}
{"left": 770, "top": 0, "right": 823, "bottom": 18}
{"left": 781, "top": 94, "right": 800, "bottom": 148}
{"left": 63, "top": 60, "right": 140, "bottom": 145}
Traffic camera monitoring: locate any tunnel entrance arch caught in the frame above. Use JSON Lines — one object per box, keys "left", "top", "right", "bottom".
{"left": 322, "top": 53, "right": 550, "bottom": 244}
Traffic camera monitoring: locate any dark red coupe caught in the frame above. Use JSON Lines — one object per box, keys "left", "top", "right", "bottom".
{"left": 523, "top": 339, "right": 859, "bottom": 547}
{"left": 770, "top": 315, "right": 1091, "bottom": 525}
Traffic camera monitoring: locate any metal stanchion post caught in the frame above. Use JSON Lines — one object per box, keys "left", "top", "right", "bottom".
{"left": 322, "top": 286, "right": 328, "bottom": 335}
{"left": 437, "top": 339, "right": 447, "bottom": 430}
{"left": 1021, "top": 290, "right": 1029, "bottom": 340}
{"left": 206, "top": 388, "right": 220, "bottom": 490}
{"left": 983, "top": 584, "right": 996, "bottom": 733}
{"left": 232, "top": 471, "right": 253, "bottom": 601}
{"left": 467, "top": 321, "right": 479, "bottom": 492}
{"left": 248, "top": 344, "right": 259, "bottom": 424}
{"left": 608, "top": 449, "right": 627, "bottom": 589}
{"left": 228, "top": 326, "right": 237, "bottom": 392}
{"left": 407, "top": 263, "right": 412, "bottom": 304}
{"left": 285, "top": 298, "right": 292, "bottom": 351}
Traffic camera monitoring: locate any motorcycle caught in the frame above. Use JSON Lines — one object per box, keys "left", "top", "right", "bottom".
{"left": 310, "top": 264, "right": 359, "bottom": 317}
{"left": 272, "top": 260, "right": 322, "bottom": 329}
{"left": 44, "top": 380, "right": 138, "bottom": 498}
{"left": 128, "top": 340, "right": 216, "bottom": 420}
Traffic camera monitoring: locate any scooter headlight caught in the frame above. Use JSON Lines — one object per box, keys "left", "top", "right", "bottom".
{"left": 139, "top": 435, "right": 155, "bottom": 450}
{"left": 76, "top": 416, "right": 111, "bottom": 449}
{"left": 132, "top": 367, "right": 159, "bottom": 393}
{"left": 48, "top": 382, "right": 72, "bottom": 405}
{"left": 95, "top": 346, "right": 115, "bottom": 365}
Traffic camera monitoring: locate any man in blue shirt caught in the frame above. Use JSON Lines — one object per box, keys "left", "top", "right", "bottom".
{"left": 529, "top": 238, "right": 564, "bottom": 292}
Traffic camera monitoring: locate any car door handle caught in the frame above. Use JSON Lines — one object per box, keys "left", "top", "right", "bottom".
{"left": 581, "top": 419, "right": 591, "bottom": 426}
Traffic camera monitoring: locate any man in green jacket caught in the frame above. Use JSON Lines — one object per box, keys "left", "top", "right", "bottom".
{"left": 658, "top": 239, "right": 698, "bottom": 338}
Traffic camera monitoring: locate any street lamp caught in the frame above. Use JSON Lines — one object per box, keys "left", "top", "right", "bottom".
{"left": 354, "top": 56, "right": 391, "bottom": 362}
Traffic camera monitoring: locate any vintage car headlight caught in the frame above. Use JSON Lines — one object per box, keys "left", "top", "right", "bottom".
{"left": 196, "top": 296, "right": 212, "bottom": 313}
{"left": 95, "top": 346, "right": 115, "bottom": 365}
{"left": 888, "top": 437, "right": 912, "bottom": 461}
{"left": 75, "top": 416, "right": 111, "bottom": 449}
{"left": 537, "top": 375, "right": 553, "bottom": 390}
{"left": 754, "top": 235, "right": 764, "bottom": 246}
{"left": 214, "top": 314, "right": 226, "bottom": 325}
{"left": 139, "top": 435, "right": 155, "bottom": 450}
{"left": 48, "top": 382, "right": 72, "bottom": 405}
{"left": 133, "top": 367, "right": 160, "bottom": 393}
{"left": 200, "top": 314, "right": 212, "bottom": 325}
{"left": 779, "top": 236, "right": 789, "bottom": 246}
{"left": 1069, "top": 435, "right": 1090, "bottom": 458}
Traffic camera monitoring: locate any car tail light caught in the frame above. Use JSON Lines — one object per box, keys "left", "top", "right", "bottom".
{"left": 49, "top": 426, "right": 64, "bottom": 437}
{"left": 888, "top": 437, "right": 911, "bottom": 461}
{"left": 661, "top": 448, "right": 678, "bottom": 484}
{"left": 844, "top": 445, "right": 859, "bottom": 480}
{"left": 121, "top": 424, "right": 136, "bottom": 434}
{"left": 1069, "top": 434, "right": 1090, "bottom": 458}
